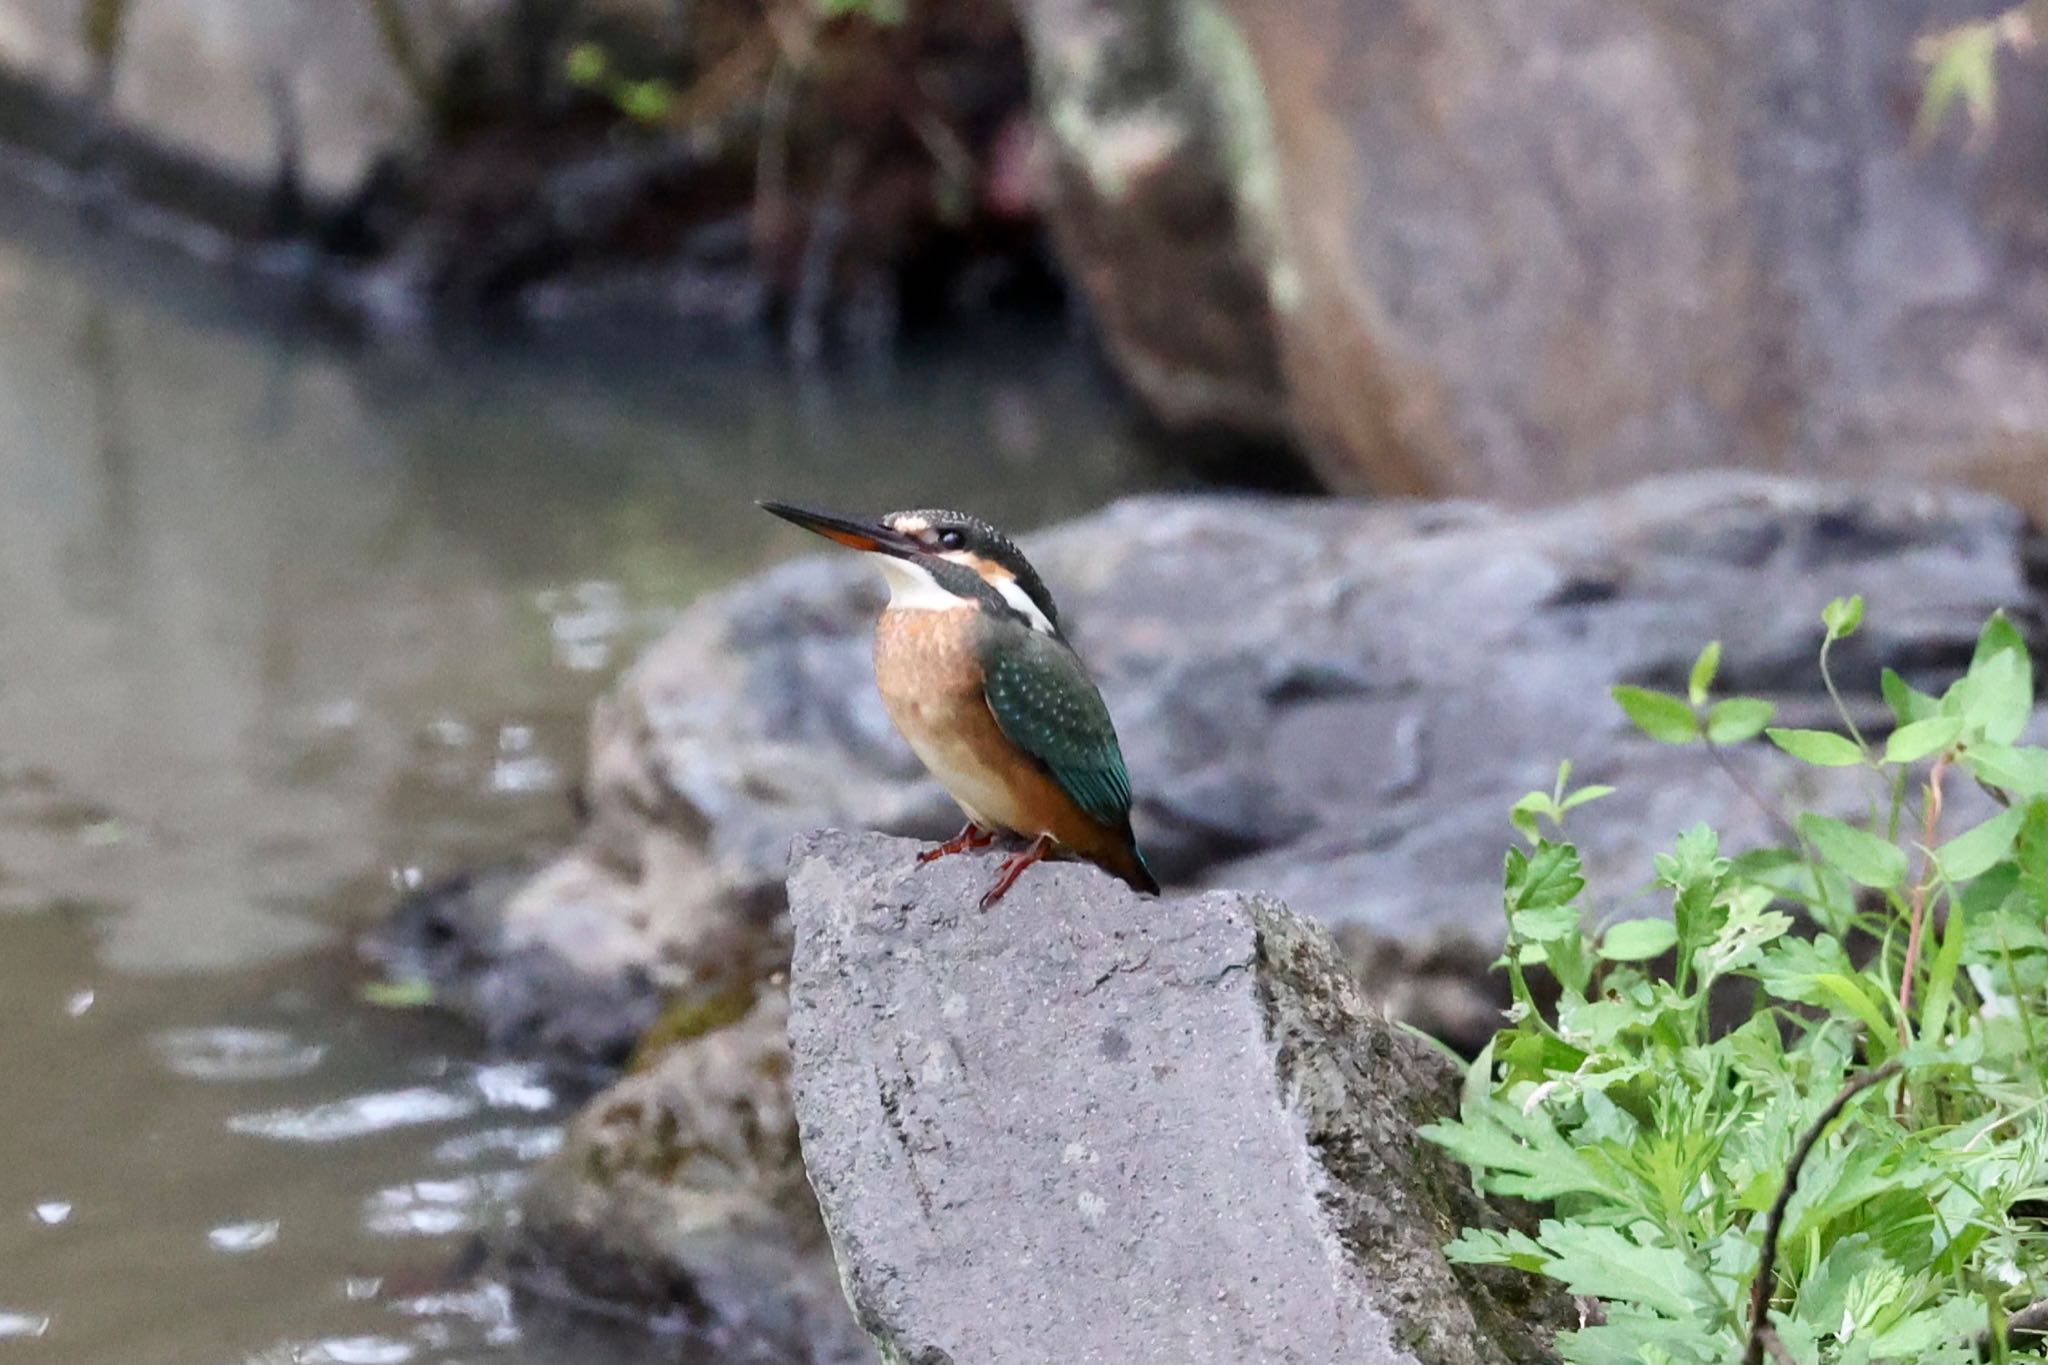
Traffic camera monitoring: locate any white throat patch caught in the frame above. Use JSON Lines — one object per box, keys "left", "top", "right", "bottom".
{"left": 876, "top": 556, "right": 965, "bottom": 613}
{"left": 873, "top": 553, "right": 1058, "bottom": 635}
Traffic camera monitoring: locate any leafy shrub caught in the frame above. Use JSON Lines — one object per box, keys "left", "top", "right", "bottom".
{"left": 1425, "top": 601, "right": 2048, "bottom": 1364}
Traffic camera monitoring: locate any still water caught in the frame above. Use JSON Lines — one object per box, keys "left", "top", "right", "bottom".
{"left": 0, "top": 189, "right": 1164, "bottom": 1364}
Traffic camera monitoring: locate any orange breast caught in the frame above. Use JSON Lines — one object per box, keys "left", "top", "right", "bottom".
{"left": 873, "top": 606, "right": 1119, "bottom": 860}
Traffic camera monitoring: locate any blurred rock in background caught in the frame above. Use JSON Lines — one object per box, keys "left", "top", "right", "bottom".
{"left": 6, "top": 1, "right": 2047, "bottom": 503}
{"left": 0, "top": 0, "right": 1048, "bottom": 342}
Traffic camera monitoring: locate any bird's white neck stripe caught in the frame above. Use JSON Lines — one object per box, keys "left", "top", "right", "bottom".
{"left": 873, "top": 555, "right": 1056, "bottom": 635}
{"left": 986, "top": 574, "right": 1057, "bottom": 635}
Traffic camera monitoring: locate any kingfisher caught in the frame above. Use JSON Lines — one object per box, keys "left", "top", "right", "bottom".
{"left": 759, "top": 501, "right": 1158, "bottom": 908}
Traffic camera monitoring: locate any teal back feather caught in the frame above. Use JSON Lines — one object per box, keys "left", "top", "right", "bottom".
{"left": 978, "top": 618, "right": 1135, "bottom": 830}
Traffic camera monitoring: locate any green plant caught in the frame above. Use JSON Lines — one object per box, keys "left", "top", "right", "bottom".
{"left": 1915, "top": 2, "right": 2044, "bottom": 148}
{"left": 1425, "top": 602, "right": 2048, "bottom": 1364}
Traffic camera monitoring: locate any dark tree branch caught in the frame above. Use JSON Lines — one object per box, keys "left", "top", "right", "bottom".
{"left": 1756, "top": 1323, "right": 1798, "bottom": 1365}
{"left": 1743, "top": 1059, "right": 1904, "bottom": 1365}
{"left": 1978, "top": 1294, "right": 2048, "bottom": 1359}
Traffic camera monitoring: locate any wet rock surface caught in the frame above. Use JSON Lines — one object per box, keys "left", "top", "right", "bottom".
{"left": 787, "top": 828, "right": 1570, "bottom": 1364}
{"left": 380, "top": 473, "right": 2039, "bottom": 1061}
{"left": 510, "top": 990, "right": 876, "bottom": 1364}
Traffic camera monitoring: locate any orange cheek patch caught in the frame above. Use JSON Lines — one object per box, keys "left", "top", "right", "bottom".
{"left": 942, "top": 551, "right": 1011, "bottom": 583}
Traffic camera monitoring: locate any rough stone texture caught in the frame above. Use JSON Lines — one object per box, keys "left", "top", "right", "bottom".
{"left": 787, "top": 828, "right": 1571, "bottom": 1365}
{"left": 389, "top": 474, "right": 2039, "bottom": 1061}
{"left": 1014, "top": 0, "right": 1296, "bottom": 454}
{"left": 513, "top": 990, "right": 877, "bottom": 1365}
{"left": 1026, "top": 0, "right": 2048, "bottom": 512}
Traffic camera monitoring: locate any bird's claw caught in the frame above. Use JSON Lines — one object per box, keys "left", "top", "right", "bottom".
{"left": 917, "top": 822, "right": 996, "bottom": 866}
{"left": 978, "top": 833, "right": 1055, "bottom": 909}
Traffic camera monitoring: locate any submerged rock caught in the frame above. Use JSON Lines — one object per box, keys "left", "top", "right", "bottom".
{"left": 386, "top": 473, "right": 2035, "bottom": 1061}
{"left": 787, "top": 828, "right": 1571, "bottom": 1363}
{"left": 511, "top": 990, "right": 875, "bottom": 1364}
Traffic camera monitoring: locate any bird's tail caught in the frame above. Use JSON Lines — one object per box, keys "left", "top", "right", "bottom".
{"left": 1105, "top": 836, "right": 1160, "bottom": 897}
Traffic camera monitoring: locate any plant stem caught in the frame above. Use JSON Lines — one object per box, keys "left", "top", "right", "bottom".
{"left": 1819, "top": 638, "right": 1869, "bottom": 753}
{"left": 1744, "top": 1060, "right": 1904, "bottom": 1365}
{"left": 1898, "top": 755, "right": 1949, "bottom": 1042}
{"left": 1704, "top": 737, "right": 1802, "bottom": 848}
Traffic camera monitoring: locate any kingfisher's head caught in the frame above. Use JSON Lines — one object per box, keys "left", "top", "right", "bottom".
{"left": 759, "top": 502, "right": 1060, "bottom": 636}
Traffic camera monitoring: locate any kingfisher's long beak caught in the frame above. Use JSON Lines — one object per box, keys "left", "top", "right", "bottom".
{"left": 758, "top": 501, "right": 920, "bottom": 558}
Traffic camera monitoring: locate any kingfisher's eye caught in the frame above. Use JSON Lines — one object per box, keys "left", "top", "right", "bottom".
{"left": 938, "top": 529, "right": 966, "bottom": 550}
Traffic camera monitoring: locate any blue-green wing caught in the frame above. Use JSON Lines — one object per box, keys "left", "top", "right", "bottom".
{"left": 978, "top": 619, "right": 1134, "bottom": 829}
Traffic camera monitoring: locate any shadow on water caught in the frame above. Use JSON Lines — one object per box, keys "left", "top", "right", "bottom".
{"left": 0, "top": 182, "right": 1172, "bottom": 1363}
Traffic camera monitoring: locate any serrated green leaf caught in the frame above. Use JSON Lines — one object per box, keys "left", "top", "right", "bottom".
{"left": 1883, "top": 714, "right": 1964, "bottom": 765}
{"left": 1416, "top": 1111, "right": 1619, "bottom": 1202}
{"left": 1823, "top": 595, "right": 1865, "bottom": 640}
{"left": 1799, "top": 813, "right": 1908, "bottom": 890}
{"left": 1688, "top": 641, "right": 1721, "bottom": 707}
{"left": 1598, "top": 918, "right": 1679, "bottom": 962}
{"left": 1612, "top": 685, "right": 1699, "bottom": 744}
{"left": 1756, "top": 933, "right": 1855, "bottom": 1005}
{"left": 1443, "top": 1226, "right": 1549, "bottom": 1274}
{"left": 1508, "top": 841, "right": 1586, "bottom": 913}
{"left": 1695, "top": 903, "right": 1793, "bottom": 985}
{"left": 1767, "top": 727, "right": 1867, "bottom": 767}
{"left": 1937, "top": 804, "right": 2025, "bottom": 882}
{"left": 1706, "top": 697, "right": 1774, "bottom": 745}
{"left": 1867, "top": 1297, "right": 1986, "bottom": 1359}
{"left": 1535, "top": 1221, "right": 1717, "bottom": 1319}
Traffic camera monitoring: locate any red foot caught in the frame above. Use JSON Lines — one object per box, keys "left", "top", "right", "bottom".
{"left": 917, "top": 822, "right": 995, "bottom": 865}
{"left": 979, "top": 833, "right": 1055, "bottom": 910}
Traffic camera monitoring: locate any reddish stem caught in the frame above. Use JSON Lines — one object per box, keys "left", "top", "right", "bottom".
{"left": 1898, "top": 755, "right": 1949, "bottom": 1041}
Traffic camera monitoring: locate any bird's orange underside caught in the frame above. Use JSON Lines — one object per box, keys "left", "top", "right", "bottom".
{"left": 873, "top": 605, "right": 1140, "bottom": 881}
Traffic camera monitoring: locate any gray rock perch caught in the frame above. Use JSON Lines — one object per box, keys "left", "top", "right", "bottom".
{"left": 786, "top": 831, "right": 1566, "bottom": 1365}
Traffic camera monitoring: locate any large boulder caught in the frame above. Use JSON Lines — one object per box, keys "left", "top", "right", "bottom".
{"left": 372, "top": 474, "right": 2037, "bottom": 1062}
{"left": 1019, "top": 0, "right": 2048, "bottom": 512}
{"left": 511, "top": 990, "right": 877, "bottom": 1364}
{"left": 787, "top": 828, "right": 1571, "bottom": 1364}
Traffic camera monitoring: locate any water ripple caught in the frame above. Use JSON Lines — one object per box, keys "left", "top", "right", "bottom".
{"left": 431, "top": 1124, "right": 563, "bottom": 1165}
{"left": 208, "top": 1220, "right": 281, "bottom": 1254}
{"left": 362, "top": 1172, "right": 527, "bottom": 1238}
{"left": 0, "top": 1311, "right": 50, "bottom": 1339}
{"left": 228, "top": 1088, "right": 478, "bottom": 1143}
{"left": 472, "top": 1062, "right": 555, "bottom": 1113}
{"left": 153, "top": 1027, "right": 329, "bottom": 1082}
